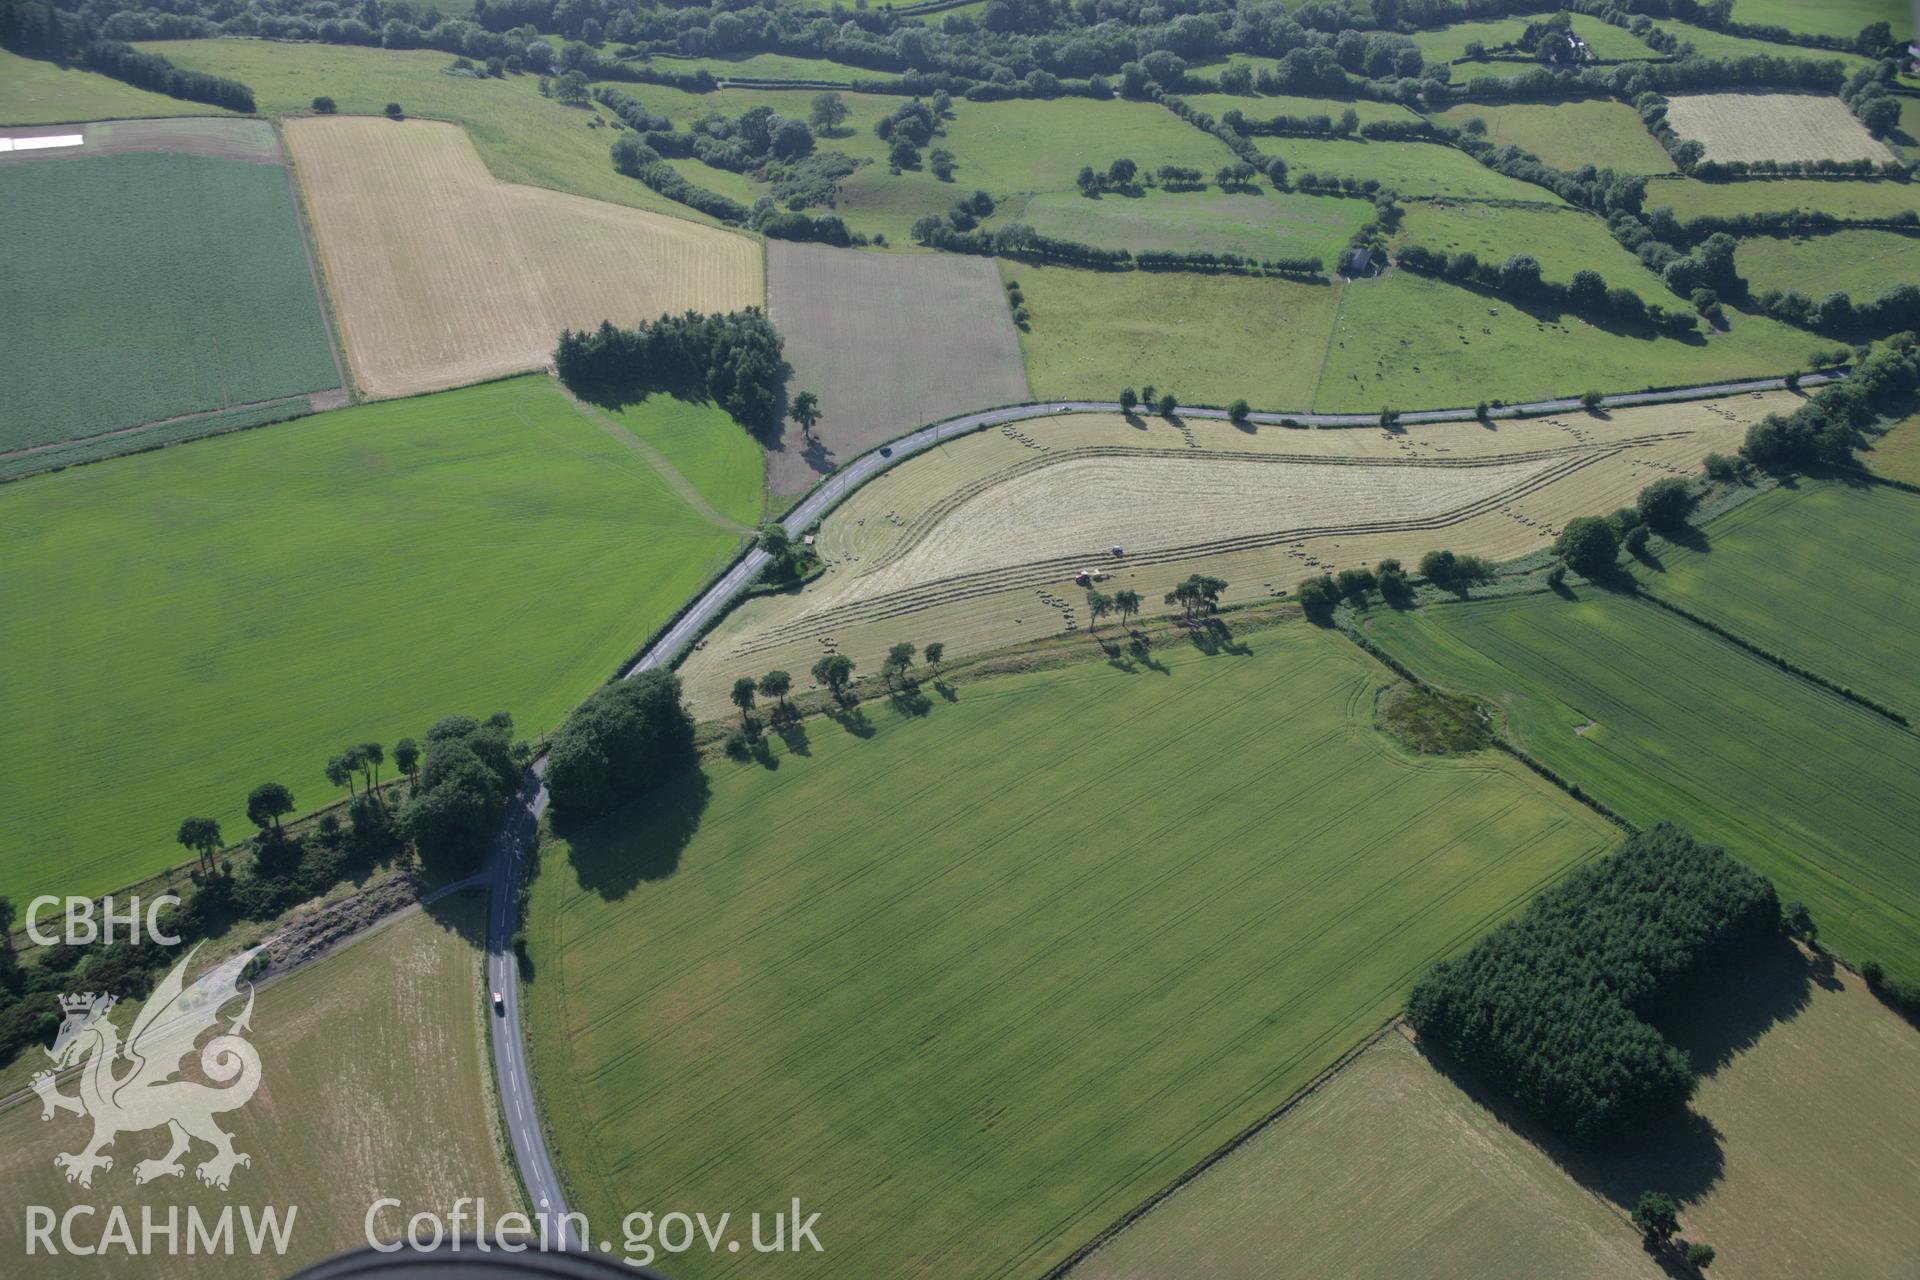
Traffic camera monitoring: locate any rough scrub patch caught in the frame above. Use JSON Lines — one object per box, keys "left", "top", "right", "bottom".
{"left": 765, "top": 241, "right": 1030, "bottom": 495}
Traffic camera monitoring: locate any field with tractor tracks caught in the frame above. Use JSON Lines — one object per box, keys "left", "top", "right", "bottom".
{"left": 527, "top": 622, "right": 1616, "bottom": 1280}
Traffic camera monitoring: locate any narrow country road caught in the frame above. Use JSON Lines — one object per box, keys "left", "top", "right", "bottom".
{"left": 480, "top": 368, "right": 1826, "bottom": 1247}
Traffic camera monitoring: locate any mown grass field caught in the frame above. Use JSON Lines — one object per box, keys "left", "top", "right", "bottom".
{"left": 1010, "top": 262, "right": 1342, "bottom": 409}
{"left": 594, "top": 394, "right": 766, "bottom": 527}
{"left": 1361, "top": 591, "right": 1920, "bottom": 982}
{"left": 1633, "top": 479, "right": 1920, "bottom": 717}
{"left": 1313, "top": 270, "right": 1813, "bottom": 412}
{"left": 0, "top": 149, "right": 338, "bottom": 451}
{"left": 0, "top": 893, "right": 515, "bottom": 1279}
{"left": 1010, "top": 187, "right": 1368, "bottom": 266}
{"left": 527, "top": 623, "right": 1616, "bottom": 1280}
{"left": 0, "top": 376, "right": 756, "bottom": 904}
{"left": 149, "top": 39, "right": 726, "bottom": 224}
{"left": 1735, "top": 228, "right": 1920, "bottom": 300}
{"left": 1428, "top": 99, "right": 1671, "bottom": 173}
{"left": 1079, "top": 943, "right": 1920, "bottom": 1280}
{"left": 285, "top": 115, "right": 760, "bottom": 396}
{"left": 1664, "top": 91, "right": 1895, "bottom": 165}
{"left": 767, "top": 242, "right": 1028, "bottom": 495}
{"left": 0, "top": 48, "right": 233, "bottom": 123}
{"left": 1073, "top": 1031, "right": 1665, "bottom": 1280}
{"left": 1392, "top": 200, "right": 1654, "bottom": 280}
{"left": 1643, "top": 174, "right": 1920, "bottom": 221}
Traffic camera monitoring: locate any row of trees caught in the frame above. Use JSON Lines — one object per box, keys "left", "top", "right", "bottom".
{"left": 553, "top": 310, "right": 789, "bottom": 430}
{"left": 1408, "top": 822, "right": 1781, "bottom": 1143}
{"left": 610, "top": 132, "right": 751, "bottom": 224}
{"left": 1739, "top": 346, "right": 1919, "bottom": 472}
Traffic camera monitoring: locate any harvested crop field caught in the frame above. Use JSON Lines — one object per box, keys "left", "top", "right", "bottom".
{"left": 0, "top": 139, "right": 340, "bottom": 453}
{"left": 529, "top": 623, "right": 1616, "bottom": 1280}
{"left": 1078, "top": 941, "right": 1920, "bottom": 1280}
{"left": 765, "top": 241, "right": 1028, "bottom": 496}
{"left": 678, "top": 395, "right": 1781, "bottom": 712}
{"left": 1071, "top": 1030, "right": 1665, "bottom": 1280}
{"left": 285, "top": 116, "right": 761, "bottom": 397}
{"left": 0, "top": 893, "right": 516, "bottom": 1280}
{"left": 1663, "top": 91, "right": 1897, "bottom": 165}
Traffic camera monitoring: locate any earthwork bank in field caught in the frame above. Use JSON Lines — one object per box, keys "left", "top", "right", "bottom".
{"left": 0, "top": 119, "right": 339, "bottom": 457}
{"left": 678, "top": 396, "right": 1782, "bottom": 714}
{"left": 0, "top": 894, "right": 515, "bottom": 1280}
{"left": 0, "top": 375, "right": 759, "bottom": 904}
{"left": 765, "top": 241, "right": 1029, "bottom": 496}
{"left": 528, "top": 623, "right": 1616, "bottom": 1280}
{"left": 286, "top": 116, "right": 762, "bottom": 397}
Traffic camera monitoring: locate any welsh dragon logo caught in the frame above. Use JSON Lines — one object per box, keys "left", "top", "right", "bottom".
{"left": 32, "top": 943, "right": 266, "bottom": 1191}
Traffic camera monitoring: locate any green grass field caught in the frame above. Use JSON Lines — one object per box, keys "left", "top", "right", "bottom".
{"left": 1865, "top": 412, "right": 1920, "bottom": 485}
{"left": 1179, "top": 92, "right": 1418, "bottom": 126}
{"left": 1659, "top": 18, "right": 1880, "bottom": 69}
{"left": 1428, "top": 99, "right": 1672, "bottom": 173}
{"left": 1010, "top": 186, "right": 1368, "bottom": 265}
{"left": 1735, "top": 228, "right": 1920, "bottom": 300}
{"left": 1633, "top": 480, "right": 1920, "bottom": 717}
{"left": 0, "top": 376, "right": 757, "bottom": 904}
{"left": 1730, "top": 0, "right": 1905, "bottom": 39}
{"left": 595, "top": 395, "right": 766, "bottom": 526}
{"left": 1010, "top": 261, "right": 1342, "bottom": 409}
{"left": 526, "top": 623, "right": 1615, "bottom": 1280}
{"left": 1644, "top": 175, "right": 1920, "bottom": 222}
{"left": 1360, "top": 591, "right": 1920, "bottom": 983}
{"left": 1409, "top": 17, "right": 1656, "bottom": 65}
{"left": 1312, "top": 270, "right": 1813, "bottom": 411}
{"left": 147, "top": 40, "right": 726, "bottom": 224}
{"left": 1257, "top": 134, "right": 1566, "bottom": 201}
{"left": 1393, "top": 201, "right": 1656, "bottom": 281}
{"left": 650, "top": 51, "right": 904, "bottom": 85}
{"left": 0, "top": 47, "right": 234, "bottom": 124}
{"left": 0, "top": 151, "right": 338, "bottom": 451}
{"left": 0, "top": 893, "right": 516, "bottom": 1279}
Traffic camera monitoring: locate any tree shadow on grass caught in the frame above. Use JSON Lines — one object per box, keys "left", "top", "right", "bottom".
{"left": 775, "top": 717, "right": 812, "bottom": 756}
{"left": 887, "top": 686, "right": 933, "bottom": 717}
{"left": 826, "top": 702, "right": 875, "bottom": 738}
{"left": 553, "top": 769, "right": 712, "bottom": 901}
{"left": 1186, "top": 617, "right": 1252, "bottom": 656}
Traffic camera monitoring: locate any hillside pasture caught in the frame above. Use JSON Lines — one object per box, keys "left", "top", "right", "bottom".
{"left": 678, "top": 396, "right": 1776, "bottom": 712}
{"left": 1633, "top": 479, "right": 1920, "bottom": 717}
{"left": 1010, "top": 262, "right": 1341, "bottom": 411}
{"left": 1392, "top": 200, "right": 1655, "bottom": 281}
{"left": 1642, "top": 174, "right": 1920, "bottom": 222}
{"left": 0, "top": 144, "right": 339, "bottom": 453}
{"left": 1409, "top": 17, "right": 1655, "bottom": 66}
{"left": 1730, "top": 0, "right": 1906, "bottom": 39}
{"left": 1313, "top": 270, "right": 1814, "bottom": 412}
{"left": 528, "top": 624, "right": 1616, "bottom": 1280}
{"left": 1663, "top": 91, "right": 1897, "bottom": 165}
{"left": 1428, "top": 99, "right": 1671, "bottom": 173}
{"left": 1010, "top": 187, "right": 1368, "bottom": 267}
{"left": 0, "top": 47, "right": 233, "bottom": 124}
{"left": 0, "top": 376, "right": 755, "bottom": 905}
{"left": 1256, "top": 134, "right": 1566, "bottom": 201}
{"left": 765, "top": 242, "right": 1028, "bottom": 496}
{"left": 1734, "top": 228, "right": 1920, "bottom": 301}
{"left": 0, "top": 895, "right": 516, "bottom": 1280}
{"left": 1178, "top": 92, "right": 1418, "bottom": 126}
{"left": 1657, "top": 19, "right": 1880, "bottom": 70}
{"left": 285, "top": 116, "right": 760, "bottom": 396}
{"left": 1361, "top": 591, "right": 1920, "bottom": 984}
{"left": 149, "top": 39, "right": 728, "bottom": 223}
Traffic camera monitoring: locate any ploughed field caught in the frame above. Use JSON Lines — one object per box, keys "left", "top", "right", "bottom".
{"left": 678, "top": 397, "right": 1780, "bottom": 714}
{"left": 527, "top": 623, "right": 1616, "bottom": 1280}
